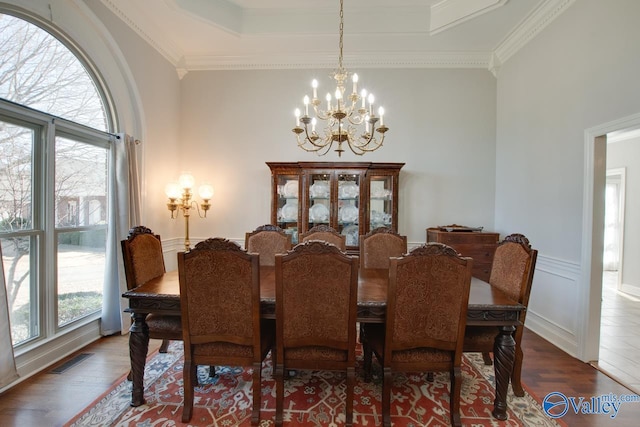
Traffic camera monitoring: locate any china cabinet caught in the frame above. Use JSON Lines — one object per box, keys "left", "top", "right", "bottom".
{"left": 267, "top": 162, "right": 404, "bottom": 252}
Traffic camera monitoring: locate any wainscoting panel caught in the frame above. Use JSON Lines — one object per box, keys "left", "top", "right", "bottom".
{"left": 526, "top": 254, "right": 582, "bottom": 357}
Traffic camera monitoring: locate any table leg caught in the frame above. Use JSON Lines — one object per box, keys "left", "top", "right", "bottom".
{"left": 128, "top": 312, "right": 150, "bottom": 407}
{"left": 492, "top": 325, "right": 516, "bottom": 420}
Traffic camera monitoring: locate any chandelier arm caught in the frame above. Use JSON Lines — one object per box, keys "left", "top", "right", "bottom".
{"left": 355, "top": 133, "right": 386, "bottom": 152}
{"left": 313, "top": 105, "right": 332, "bottom": 121}
{"left": 302, "top": 124, "right": 328, "bottom": 149}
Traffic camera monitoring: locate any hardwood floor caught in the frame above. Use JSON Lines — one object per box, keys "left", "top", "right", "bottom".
{"left": 595, "top": 271, "right": 640, "bottom": 394}
{"left": 0, "top": 330, "right": 639, "bottom": 426}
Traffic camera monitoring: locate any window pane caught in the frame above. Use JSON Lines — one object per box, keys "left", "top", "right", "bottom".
{"left": 55, "top": 136, "right": 107, "bottom": 227}
{"left": 0, "top": 14, "right": 109, "bottom": 131}
{"left": 0, "top": 121, "right": 33, "bottom": 231}
{"left": 1, "top": 236, "right": 38, "bottom": 345}
{"left": 57, "top": 230, "right": 105, "bottom": 326}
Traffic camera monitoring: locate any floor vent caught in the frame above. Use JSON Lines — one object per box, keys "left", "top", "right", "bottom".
{"left": 50, "top": 353, "right": 93, "bottom": 374}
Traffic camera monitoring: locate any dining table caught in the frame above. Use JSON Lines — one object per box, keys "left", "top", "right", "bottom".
{"left": 123, "top": 267, "right": 525, "bottom": 421}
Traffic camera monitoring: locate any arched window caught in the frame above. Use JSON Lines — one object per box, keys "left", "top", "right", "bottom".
{"left": 0, "top": 12, "right": 113, "bottom": 347}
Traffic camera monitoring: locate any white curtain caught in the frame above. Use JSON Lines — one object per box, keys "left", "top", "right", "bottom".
{"left": 0, "top": 244, "right": 18, "bottom": 388}
{"left": 101, "top": 134, "right": 141, "bottom": 335}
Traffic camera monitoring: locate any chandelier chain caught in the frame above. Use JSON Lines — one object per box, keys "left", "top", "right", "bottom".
{"left": 339, "top": 0, "right": 344, "bottom": 70}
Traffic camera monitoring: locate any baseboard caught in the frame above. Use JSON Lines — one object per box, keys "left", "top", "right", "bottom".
{"left": 1, "top": 320, "right": 101, "bottom": 394}
{"left": 525, "top": 311, "right": 578, "bottom": 357}
{"left": 620, "top": 283, "right": 640, "bottom": 298}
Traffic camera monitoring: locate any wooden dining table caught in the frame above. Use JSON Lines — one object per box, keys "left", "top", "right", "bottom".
{"left": 123, "top": 267, "right": 524, "bottom": 421}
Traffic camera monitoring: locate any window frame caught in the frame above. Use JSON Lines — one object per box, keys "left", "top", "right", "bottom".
{"left": 1, "top": 101, "right": 114, "bottom": 352}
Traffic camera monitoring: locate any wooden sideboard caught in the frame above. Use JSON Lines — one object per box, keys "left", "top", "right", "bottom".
{"left": 426, "top": 228, "right": 499, "bottom": 282}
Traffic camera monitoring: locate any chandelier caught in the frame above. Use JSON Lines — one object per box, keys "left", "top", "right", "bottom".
{"left": 292, "top": 0, "right": 388, "bottom": 157}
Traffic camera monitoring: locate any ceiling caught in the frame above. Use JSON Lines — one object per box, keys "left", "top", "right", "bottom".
{"left": 100, "top": 0, "right": 573, "bottom": 76}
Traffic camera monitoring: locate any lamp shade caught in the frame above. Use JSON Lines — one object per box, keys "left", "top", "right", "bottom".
{"left": 165, "top": 182, "right": 181, "bottom": 199}
{"left": 178, "top": 172, "right": 195, "bottom": 190}
{"left": 198, "top": 184, "right": 214, "bottom": 200}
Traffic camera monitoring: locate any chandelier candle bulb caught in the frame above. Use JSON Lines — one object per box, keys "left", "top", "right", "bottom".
{"left": 361, "top": 89, "right": 367, "bottom": 108}
{"left": 379, "top": 107, "right": 385, "bottom": 126}
{"left": 326, "top": 93, "right": 331, "bottom": 110}
{"left": 312, "top": 79, "right": 318, "bottom": 99}
{"left": 352, "top": 73, "right": 358, "bottom": 94}
{"left": 295, "top": 108, "right": 300, "bottom": 126}
{"left": 303, "top": 95, "right": 309, "bottom": 116}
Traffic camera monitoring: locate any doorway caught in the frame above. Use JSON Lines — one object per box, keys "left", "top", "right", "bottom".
{"left": 580, "top": 112, "right": 640, "bottom": 365}
{"left": 595, "top": 135, "right": 640, "bottom": 393}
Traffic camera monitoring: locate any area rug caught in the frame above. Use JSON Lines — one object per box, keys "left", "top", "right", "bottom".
{"left": 65, "top": 342, "right": 561, "bottom": 426}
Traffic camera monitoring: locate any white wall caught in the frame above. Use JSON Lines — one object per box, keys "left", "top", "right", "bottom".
{"left": 607, "top": 137, "right": 640, "bottom": 294}
{"left": 495, "top": 0, "right": 640, "bottom": 356}
{"left": 84, "top": 1, "right": 183, "bottom": 239}
{"left": 179, "top": 68, "right": 497, "bottom": 250}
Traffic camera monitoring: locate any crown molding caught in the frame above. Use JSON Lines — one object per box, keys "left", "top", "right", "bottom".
{"left": 184, "top": 51, "right": 493, "bottom": 71}
{"left": 99, "top": 0, "right": 183, "bottom": 66}
{"left": 430, "top": 0, "right": 508, "bottom": 35}
{"left": 493, "top": 0, "right": 576, "bottom": 67}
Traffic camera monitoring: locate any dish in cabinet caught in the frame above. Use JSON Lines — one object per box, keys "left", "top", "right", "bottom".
{"left": 309, "top": 203, "right": 329, "bottom": 222}
{"left": 341, "top": 225, "right": 359, "bottom": 246}
{"left": 281, "top": 199, "right": 298, "bottom": 221}
{"left": 339, "top": 182, "right": 359, "bottom": 199}
{"left": 310, "top": 181, "right": 329, "bottom": 198}
{"left": 283, "top": 180, "right": 299, "bottom": 198}
{"left": 340, "top": 205, "right": 358, "bottom": 223}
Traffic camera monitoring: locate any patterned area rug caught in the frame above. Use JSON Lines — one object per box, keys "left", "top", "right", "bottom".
{"left": 66, "top": 342, "right": 560, "bottom": 426}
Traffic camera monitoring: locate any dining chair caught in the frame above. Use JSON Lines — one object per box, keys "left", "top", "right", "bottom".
{"left": 274, "top": 240, "right": 359, "bottom": 427}
{"left": 121, "top": 226, "right": 179, "bottom": 355}
{"left": 463, "top": 233, "right": 538, "bottom": 397}
{"left": 300, "top": 224, "right": 346, "bottom": 251}
{"left": 245, "top": 224, "right": 292, "bottom": 266}
{"left": 178, "top": 238, "right": 275, "bottom": 425}
{"left": 360, "top": 243, "right": 473, "bottom": 427}
{"left": 359, "top": 227, "right": 407, "bottom": 269}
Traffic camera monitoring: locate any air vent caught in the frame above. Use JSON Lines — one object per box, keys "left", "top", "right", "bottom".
{"left": 50, "top": 353, "right": 92, "bottom": 374}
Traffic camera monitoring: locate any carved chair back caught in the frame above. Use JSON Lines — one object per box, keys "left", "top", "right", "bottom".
{"left": 359, "top": 227, "right": 407, "bottom": 269}
{"left": 300, "top": 224, "right": 346, "bottom": 251}
{"left": 121, "top": 225, "right": 165, "bottom": 290}
{"left": 245, "top": 224, "right": 292, "bottom": 266}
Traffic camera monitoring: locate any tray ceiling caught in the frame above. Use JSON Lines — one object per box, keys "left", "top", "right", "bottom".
{"left": 100, "top": 0, "right": 574, "bottom": 75}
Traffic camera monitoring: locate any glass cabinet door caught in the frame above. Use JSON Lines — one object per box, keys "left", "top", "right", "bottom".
{"left": 368, "top": 175, "right": 394, "bottom": 230}
{"left": 276, "top": 173, "right": 300, "bottom": 244}
{"left": 307, "top": 172, "right": 331, "bottom": 231}
{"left": 337, "top": 172, "right": 361, "bottom": 247}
